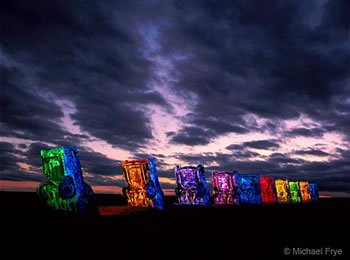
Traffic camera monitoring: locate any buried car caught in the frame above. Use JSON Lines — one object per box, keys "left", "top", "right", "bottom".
{"left": 235, "top": 174, "right": 261, "bottom": 204}
{"left": 299, "top": 181, "right": 312, "bottom": 203}
{"left": 174, "top": 165, "right": 210, "bottom": 206}
{"left": 212, "top": 171, "right": 239, "bottom": 205}
{"left": 275, "top": 178, "right": 290, "bottom": 204}
{"left": 120, "top": 158, "right": 164, "bottom": 210}
{"left": 309, "top": 183, "right": 319, "bottom": 201}
{"left": 260, "top": 176, "right": 277, "bottom": 204}
{"left": 37, "top": 146, "right": 95, "bottom": 213}
{"left": 289, "top": 181, "right": 301, "bottom": 203}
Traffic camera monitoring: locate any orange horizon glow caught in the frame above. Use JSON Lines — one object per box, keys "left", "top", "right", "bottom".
{"left": 0, "top": 180, "right": 176, "bottom": 195}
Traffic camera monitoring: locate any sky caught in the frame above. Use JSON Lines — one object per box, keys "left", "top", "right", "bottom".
{"left": 1, "top": 0, "right": 349, "bottom": 196}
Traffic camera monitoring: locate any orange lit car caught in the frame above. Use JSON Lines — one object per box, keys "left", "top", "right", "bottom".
{"left": 120, "top": 158, "right": 164, "bottom": 210}
{"left": 299, "top": 181, "right": 312, "bottom": 202}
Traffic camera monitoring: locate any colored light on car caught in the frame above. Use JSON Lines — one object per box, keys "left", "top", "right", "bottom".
{"left": 289, "top": 181, "right": 301, "bottom": 203}
{"left": 120, "top": 158, "right": 164, "bottom": 210}
{"left": 236, "top": 174, "right": 261, "bottom": 204}
{"left": 299, "top": 181, "right": 312, "bottom": 202}
{"left": 212, "top": 171, "right": 239, "bottom": 205}
{"left": 309, "top": 183, "right": 319, "bottom": 201}
{"left": 275, "top": 179, "right": 290, "bottom": 204}
{"left": 174, "top": 165, "right": 210, "bottom": 206}
{"left": 260, "top": 176, "right": 276, "bottom": 204}
{"left": 37, "top": 146, "right": 95, "bottom": 213}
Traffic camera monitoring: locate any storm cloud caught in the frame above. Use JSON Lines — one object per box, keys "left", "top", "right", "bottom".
{"left": 1, "top": 0, "right": 168, "bottom": 149}
{"left": 161, "top": 0, "right": 350, "bottom": 143}
{"left": 1, "top": 0, "right": 349, "bottom": 194}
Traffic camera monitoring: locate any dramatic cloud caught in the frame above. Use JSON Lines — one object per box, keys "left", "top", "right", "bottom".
{"left": 161, "top": 0, "right": 350, "bottom": 144}
{"left": 1, "top": 0, "right": 168, "bottom": 150}
{"left": 0, "top": 66, "right": 71, "bottom": 143}
{"left": 1, "top": 0, "right": 349, "bottom": 194}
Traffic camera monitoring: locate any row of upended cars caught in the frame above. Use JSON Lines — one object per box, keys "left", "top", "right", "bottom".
{"left": 37, "top": 146, "right": 319, "bottom": 213}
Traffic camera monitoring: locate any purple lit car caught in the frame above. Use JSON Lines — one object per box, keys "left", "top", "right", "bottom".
{"left": 174, "top": 165, "right": 210, "bottom": 206}
{"left": 212, "top": 171, "right": 239, "bottom": 205}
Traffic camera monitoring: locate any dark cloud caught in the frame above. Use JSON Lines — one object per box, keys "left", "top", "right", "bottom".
{"left": 294, "top": 148, "right": 329, "bottom": 157}
{"left": 84, "top": 174, "right": 124, "bottom": 188}
{"left": 162, "top": 0, "right": 350, "bottom": 144}
{"left": 243, "top": 139, "right": 280, "bottom": 150}
{"left": 226, "top": 144, "right": 261, "bottom": 159}
{"left": 168, "top": 126, "right": 215, "bottom": 145}
{"left": 191, "top": 116, "right": 249, "bottom": 135}
{"left": 0, "top": 66, "right": 71, "bottom": 143}
{"left": 69, "top": 148, "right": 118, "bottom": 176}
{"left": 0, "top": 65, "right": 94, "bottom": 147}
{"left": 18, "top": 144, "right": 27, "bottom": 149}
{"left": 1, "top": 0, "right": 169, "bottom": 150}
{"left": 1, "top": 0, "right": 349, "bottom": 193}
{"left": 226, "top": 144, "right": 244, "bottom": 150}
{"left": 232, "top": 150, "right": 261, "bottom": 160}
{"left": 175, "top": 152, "right": 218, "bottom": 166}
{"left": 0, "top": 142, "right": 44, "bottom": 182}
{"left": 286, "top": 127, "right": 326, "bottom": 137}
{"left": 0, "top": 142, "right": 21, "bottom": 172}
{"left": 22, "top": 142, "right": 51, "bottom": 168}
{"left": 169, "top": 115, "right": 250, "bottom": 145}
{"left": 268, "top": 153, "right": 304, "bottom": 165}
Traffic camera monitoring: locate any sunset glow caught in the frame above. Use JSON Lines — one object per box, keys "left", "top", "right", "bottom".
{"left": 1, "top": 0, "right": 349, "bottom": 196}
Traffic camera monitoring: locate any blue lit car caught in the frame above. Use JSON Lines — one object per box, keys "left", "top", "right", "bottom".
{"left": 309, "top": 183, "right": 319, "bottom": 201}
{"left": 235, "top": 173, "right": 261, "bottom": 204}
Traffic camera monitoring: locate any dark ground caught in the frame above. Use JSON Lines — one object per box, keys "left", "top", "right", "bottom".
{"left": 1, "top": 192, "right": 349, "bottom": 259}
